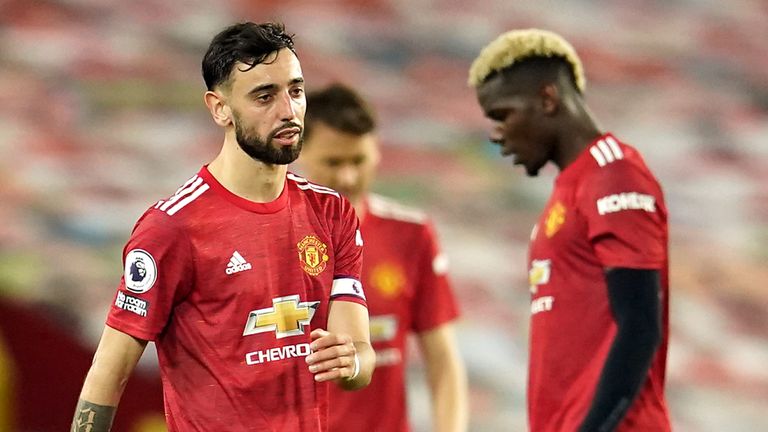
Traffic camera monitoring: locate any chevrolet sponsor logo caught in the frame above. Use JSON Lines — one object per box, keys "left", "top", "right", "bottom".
{"left": 243, "top": 295, "right": 320, "bottom": 338}
{"left": 369, "top": 315, "right": 398, "bottom": 342}
{"left": 528, "top": 259, "right": 551, "bottom": 294}
{"left": 246, "top": 343, "right": 312, "bottom": 365}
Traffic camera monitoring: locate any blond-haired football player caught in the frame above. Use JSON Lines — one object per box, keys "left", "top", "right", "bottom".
{"left": 469, "top": 29, "right": 672, "bottom": 432}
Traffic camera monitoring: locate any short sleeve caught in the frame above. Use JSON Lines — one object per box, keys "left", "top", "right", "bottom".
{"left": 106, "top": 210, "right": 193, "bottom": 341}
{"left": 576, "top": 161, "right": 667, "bottom": 269}
{"left": 411, "top": 221, "right": 460, "bottom": 332}
{"left": 329, "top": 197, "right": 366, "bottom": 306}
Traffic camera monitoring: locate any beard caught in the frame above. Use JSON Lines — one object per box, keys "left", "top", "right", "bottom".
{"left": 233, "top": 114, "right": 303, "bottom": 165}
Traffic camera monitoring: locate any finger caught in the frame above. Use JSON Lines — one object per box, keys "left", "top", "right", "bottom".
{"left": 307, "top": 355, "right": 353, "bottom": 374}
{"left": 313, "top": 366, "right": 354, "bottom": 383}
{"left": 305, "top": 343, "right": 355, "bottom": 365}
{"left": 309, "top": 332, "right": 352, "bottom": 352}
{"left": 309, "top": 328, "right": 329, "bottom": 341}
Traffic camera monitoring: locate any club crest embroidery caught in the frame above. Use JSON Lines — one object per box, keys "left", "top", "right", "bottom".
{"left": 545, "top": 201, "right": 566, "bottom": 238}
{"left": 297, "top": 235, "right": 329, "bottom": 276}
{"left": 371, "top": 262, "right": 406, "bottom": 298}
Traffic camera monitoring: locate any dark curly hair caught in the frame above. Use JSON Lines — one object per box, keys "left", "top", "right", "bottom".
{"left": 202, "top": 22, "right": 296, "bottom": 91}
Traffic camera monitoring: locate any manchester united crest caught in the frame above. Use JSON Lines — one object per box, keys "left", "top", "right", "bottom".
{"left": 545, "top": 201, "right": 566, "bottom": 238}
{"left": 371, "top": 262, "right": 406, "bottom": 298}
{"left": 297, "top": 235, "right": 329, "bottom": 276}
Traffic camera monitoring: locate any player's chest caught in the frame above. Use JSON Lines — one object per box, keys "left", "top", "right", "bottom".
{"left": 529, "top": 188, "right": 590, "bottom": 257}
{"left": 360, "top": 245, "right": 417, "bottom": 348}
{"left": 360, "top": 231, "right": 418, "bottom": 313}
{"left": 187, "top": 214, "right": 335, "bottom": 299}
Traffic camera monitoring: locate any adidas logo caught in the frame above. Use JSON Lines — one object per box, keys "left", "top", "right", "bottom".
{"left": 226, "top": 251, "right": 252, "bottom": 275}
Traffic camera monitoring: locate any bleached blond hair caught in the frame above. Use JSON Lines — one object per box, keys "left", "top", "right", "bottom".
{"left": 468, "top": 29, "right": 585, "bottom": 92}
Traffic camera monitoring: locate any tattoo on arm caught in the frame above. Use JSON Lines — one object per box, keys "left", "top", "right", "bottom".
{"left": 71, "top": 399, "right": 116, "bottom": 432}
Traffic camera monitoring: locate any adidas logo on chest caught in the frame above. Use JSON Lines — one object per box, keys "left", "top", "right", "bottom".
{"left": 226, "top": 251, "right": 252, "bottom": 275}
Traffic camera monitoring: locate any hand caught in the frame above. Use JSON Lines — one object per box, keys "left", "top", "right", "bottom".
{"left": 305, "top": 329, "right": 358, "bottom": 382}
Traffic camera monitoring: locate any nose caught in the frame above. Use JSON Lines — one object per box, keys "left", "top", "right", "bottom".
{"left": 276, "top": 91, "right": 298, "bottom": 122}
{"left": 490, "top": 124, "right": 505, "bottom": 145}
{"left": 336, "top": 165, "right": 359, "bottom": 189}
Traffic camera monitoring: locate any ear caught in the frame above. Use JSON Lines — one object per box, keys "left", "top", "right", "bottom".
{"left": 365, "top": 133, "right": 382, "bottom": 168}
{"left": 204, "top": 90, "right": 233, "bottom": 127}
{"left": 540, "top": 83, "right": 560, "bottom": 116}
{"left": 371, "top": 141, "right": 382, "bottom": 168}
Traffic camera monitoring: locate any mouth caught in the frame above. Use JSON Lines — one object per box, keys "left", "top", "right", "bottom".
{"left": 499, "top": 144, "right": 518, "bottom": 160}
{"left": 272, "top": 127, "right": 301, "bottom": 146}
{"left": 502, "top": 149, "right": 524, "bottom": 166}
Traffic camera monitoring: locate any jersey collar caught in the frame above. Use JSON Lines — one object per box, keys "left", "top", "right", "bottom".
{"left": 198, "top": 165, "right": 289, "bottom": 214}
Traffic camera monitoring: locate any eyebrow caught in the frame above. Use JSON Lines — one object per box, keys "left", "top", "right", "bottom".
{"left": 247, "top": 83, "right": 276, "bottom": 96}
{"left": 247, "top": 77, "right": 305, "bottom": 97}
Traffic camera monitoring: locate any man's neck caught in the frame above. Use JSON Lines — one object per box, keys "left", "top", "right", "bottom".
{"left": 554, "top": 109, "right": 602, "bottom": 172}
{"left": 350, "top": 196, "right": 366, "bottom": 222}
{"left": 207, "top": 138, "right": 287, "bottom": 203}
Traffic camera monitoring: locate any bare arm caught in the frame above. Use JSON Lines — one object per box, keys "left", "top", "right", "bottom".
{"left": 306, "top": 300, "right": 375, "bottom": 390}
{"left": 71, "top": 326, "right": 148, "bottom": 432}
{"left": 418, "top": 323, "right": 468, "bottom": 432}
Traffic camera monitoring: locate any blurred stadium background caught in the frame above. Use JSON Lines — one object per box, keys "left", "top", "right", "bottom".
{"left": 1, "top": 0, "right": 767, "bottom": 430}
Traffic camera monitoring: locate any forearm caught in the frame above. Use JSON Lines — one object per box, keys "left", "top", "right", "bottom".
{"left": 71, "top": 326, "right": 147, "bottom": 432}
{"left": 71, "top": 361, "right": 130, "bottom": 432}
{"left": 324, "top": 300, "right": 374, "bottom": 390}
{"left": 420, "top": 324, "right": 468, "bottom": 432}
{"left": 72, "top": 398, "right": 117, "bottom": 432}
{"left": 578, "top": 319, "right": 660, "bottom": 431}
{"left": 337, "top": 340, "right": 375, "bottom": 390}
{"left": 579, "top": 269, "right": 662, "bottom": 432}
{"left": 428, "top": 355, "right": 468, "bottom": 432}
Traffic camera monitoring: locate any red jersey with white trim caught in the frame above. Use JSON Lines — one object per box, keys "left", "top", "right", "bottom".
{"left": 106, "top": 166, "right": 365, "bottom": 432}
{"left": 527, "top": 134, "right": 671, "bottom": 431}
{"left": 328, "top": 194, "right": 459, "bottom": 432}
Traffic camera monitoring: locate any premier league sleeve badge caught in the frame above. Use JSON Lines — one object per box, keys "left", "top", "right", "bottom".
{"left": 124, "top": 249, "right": 158, "bottom": 293}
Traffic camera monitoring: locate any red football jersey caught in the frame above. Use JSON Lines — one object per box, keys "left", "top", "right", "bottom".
{"left": 527, "top": 134, "right": 671, "bottom": 431}
{"left": 106, "top": 167, "right": 366, "bottom": 432}
{"left": 328, "top": 194, "right": 459, "bottom": 432}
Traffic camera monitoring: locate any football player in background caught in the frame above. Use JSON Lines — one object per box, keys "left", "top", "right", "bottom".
{"left": 298, "top": 83, "right": 467, "bottom": 432}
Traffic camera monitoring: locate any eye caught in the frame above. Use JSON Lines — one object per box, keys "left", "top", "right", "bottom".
{"left": 290, "top": 87, "right": 304, "bottom": 98}
{"left": 486, "top": 110, "right": 506, "bottom": 122}
{"left": 255, "top": 94, "right": 273, "bottom": 104}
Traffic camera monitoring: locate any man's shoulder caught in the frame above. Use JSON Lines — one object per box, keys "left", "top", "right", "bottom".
{"left": 366, "top": 194, "right": 430, "bottom": 226}
{"left": 578, "top": 135, "right": 659, "bottom": 186}
{"left": 150, "top": 172, "right": 213, "bottom": 217}
{"left": 133, "top": 172, "right": 213, "bottom": 231}
{"left": 285, "top": 173, "right": 352, "bottom": 223}
{"left": 286, "top": 173, "right": 342, "bottom": 201}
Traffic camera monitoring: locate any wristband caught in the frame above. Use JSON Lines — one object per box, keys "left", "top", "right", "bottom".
{"left": 347, "top": 353, "right": 360, "bottom": 380}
